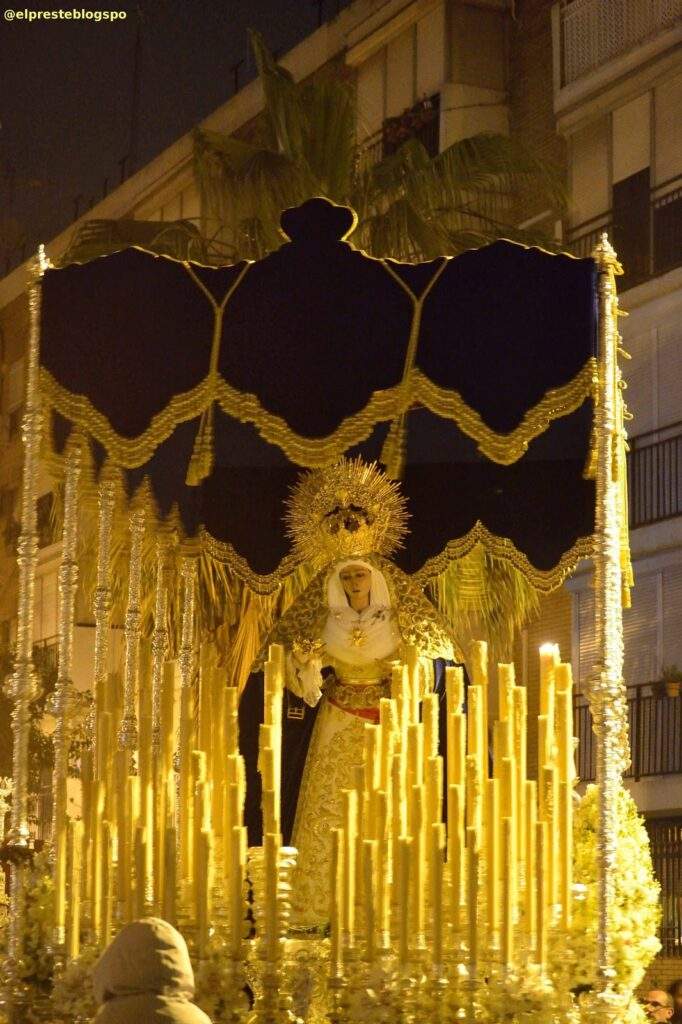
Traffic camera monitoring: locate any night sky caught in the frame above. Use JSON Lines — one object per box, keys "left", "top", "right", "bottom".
{"left": 0, "top": 0, "right": 352, "bottom": 266}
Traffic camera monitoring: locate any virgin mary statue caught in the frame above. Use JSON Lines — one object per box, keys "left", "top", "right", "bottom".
{"left": 239, "top": 458, "right": 463, "bottom": 929}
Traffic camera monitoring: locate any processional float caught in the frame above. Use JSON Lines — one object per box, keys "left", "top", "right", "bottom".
{"left": 3, "top": 198, "right": 642, "bottom": 1022}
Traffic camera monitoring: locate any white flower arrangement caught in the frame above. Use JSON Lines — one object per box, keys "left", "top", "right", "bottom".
{"left": 50, "top": 944, "right": 100, "bottom": 1022}
{"left": 559, "top": 784, "right": 661, "bottom": 993}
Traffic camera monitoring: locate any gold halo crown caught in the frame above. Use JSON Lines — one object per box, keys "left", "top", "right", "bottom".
{"left": 286, "top": 457, "right": 409, "bottom": 566}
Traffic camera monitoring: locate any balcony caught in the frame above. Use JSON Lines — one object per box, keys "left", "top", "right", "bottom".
{"left": 558, "top": 0, "right": 682, "bottom": 89}
{"left": 628, "top": 423, "right": 682, "bottom": 529}
{"left": 568, "top": 171, "right": 682, "bottom": 291}
{"left": 574, "top": 682, "right": 682, "bottom": 783}
{"left": 357, "top": 94, "right": 440, "bottom": 173}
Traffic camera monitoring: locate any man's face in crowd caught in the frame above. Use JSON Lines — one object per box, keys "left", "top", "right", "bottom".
{"left": 643, "top": 991, "right": 674, "bottom": 1022}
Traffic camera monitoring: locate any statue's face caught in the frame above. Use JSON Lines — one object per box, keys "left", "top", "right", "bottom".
{"left": 339, "top": 564, "right": 371, "bottom": 606}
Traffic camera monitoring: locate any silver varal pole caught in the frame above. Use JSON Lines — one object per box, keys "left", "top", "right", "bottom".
{"left": 117, "top": 505, "right": 146, "bottom": 763}
{"left": 89, "top": 467, "right": 117, "bottom": 768}
{"left": 590, "top": 234, "right": 629, "bottom": 995}
{"left": 6, "top": 248, "right": 50, "bottom": 967}
{"left": 51, "top": 435, "right": 82, "bottom": 947}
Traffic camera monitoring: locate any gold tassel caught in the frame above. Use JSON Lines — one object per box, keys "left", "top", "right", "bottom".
{"left": 186, "top": 408, "right": 215, "bottom": 486}
{"left": 381, "top": 416, "right": 407, "bottom": 480}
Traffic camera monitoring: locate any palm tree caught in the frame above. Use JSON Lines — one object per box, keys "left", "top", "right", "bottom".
{"left": 193, "top": 30, "right": 565, "bottom": 263}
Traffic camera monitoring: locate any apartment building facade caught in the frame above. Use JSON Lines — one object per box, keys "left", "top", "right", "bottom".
{"left": 0, "top": 0, "right": 681, "bottom": 969}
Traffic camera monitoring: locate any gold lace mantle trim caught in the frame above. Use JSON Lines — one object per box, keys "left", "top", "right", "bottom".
{"left": 40, "top": 357, "right": 597, "bottom": 470}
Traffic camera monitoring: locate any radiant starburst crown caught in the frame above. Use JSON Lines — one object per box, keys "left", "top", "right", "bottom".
{"left": 286, "top": 457, "right": 409, "bottom": 566}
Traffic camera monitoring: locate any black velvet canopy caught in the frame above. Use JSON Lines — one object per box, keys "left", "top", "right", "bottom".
{"left": 39, "top": 198, "right": 599, "bottom": 589}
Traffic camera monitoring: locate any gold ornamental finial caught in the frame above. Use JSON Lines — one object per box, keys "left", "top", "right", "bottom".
{"left": 286, "top": 457, "right": 409, "bottom": 566}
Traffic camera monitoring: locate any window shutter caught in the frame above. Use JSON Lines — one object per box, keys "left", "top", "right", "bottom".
{"left": 623, "top": 328, "right": 655, "bottom": 434}
{"left": 570, "top": 119, "right": 609, "bottom": 228}
{"left": 622, "top": 572, "right": 658, "bottom": 687}
{"left": 7, "top": 358, "right": 24, "bottom": 411}
{"left": 655, "top": 71, "right": 682, "bottom": 185}
{"left": 663, "top": 565, "right": 682, "bottom": 668}
{"left": 657, "top": 321, "right": 682, "bottom": 428}
{"left": 357, "top": 49, "right": 385, "bottom": 139}
{"left": 612, "top": 168, "right": 650, "bottom": 289}
{"left": 612, "top": 93, "right": 650, "bottom": 184}
{"left": 416, "top": 5, "right": 444, "bottom": 98}
{"left": 386, "top": 28, "right": 415, "bottom": 118}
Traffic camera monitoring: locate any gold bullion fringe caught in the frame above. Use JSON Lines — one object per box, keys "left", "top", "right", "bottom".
{"left": 40, "top": 357, "right": 597, "bottom": 471}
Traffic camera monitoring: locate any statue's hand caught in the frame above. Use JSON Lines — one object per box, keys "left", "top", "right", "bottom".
{"left": 287, "top": 651, "right": 323, "bottom": 707}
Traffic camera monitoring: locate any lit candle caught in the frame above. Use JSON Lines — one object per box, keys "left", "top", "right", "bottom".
{"left": 431, "top": 822, "right": 446, "bottom": 971}
{"left": 264, "top": 832, "right": 280, "bottom": 961}
{"left": 163, "top": 826, "right": 177, "bottom": 926}
{"left": 91, "top": 781, "right": 105, "bottom": 939}
{"left": 397, "top": 836, "right": 412, "bottom": 968}
{"left": 559, "top": 779, "right": 572, "bottom": 928}
{"left": 330, "top": 828, "right": 344, "bottom": 974}
{"left": 512, "top": 686, "right": 527, "bottom": 880}
{"left": 101, "top": 822, "right": 113, "bottom": 951}
{"left": 541, "top": 764, "right": 558, "bottom": 908}
{"left": 501, "top": 817, "right": 514, "bottom": 972}
{"left": 445, "top": 665, "right": 464, "bottom": 717}
{"left": 422, "top": 693, "right": 439, "bottom": 763}
{"left": 536, "top": 820, "right": 548, "bottom": 969}
{"left": 342, "top": 789, "right": 357, "bottom": 946}
{"left": 374, "top": 790, "right": 391, "bottom": 944}
{"left": 134, "top": 825, "right": 147, "bottom": 919}
{"left": 363, "top": 840, "right": 378, "bottom": 963}
{"left": 466, "top": 826, "right": 479, "bottom": 982}
{"left": 497, "top": 663, "right": 515, "bottom": 722}
{"left": 525, "top": 780, "right": 537, "bottom": 952}
{"left": 539, "top": 644, "right": 557, "bottom": 757}
{"left": 486, "top": 778, "right": 500, "bottom": 944}
{"left": 448, "top": 712, "right": 465, "bottom": 788}
{"left": 364, "top": 724, "right": 380, "bottom": 793}
{"left": 230, "top": 825, "right": 244, "bottom": 959}
{"left": 465, "top": 754, "right": 481, "bottom": 832}
{"left": 447, "top": 784, "right": 464, "bottom": 937}
{"left": 66, "top": 818, "right": 82, "bottom": 960}
{"left": 410, "top": 785, "right": 426, "bottom": 946}
{"left": 426, "top": 756, "right": 443, "bottom": 828}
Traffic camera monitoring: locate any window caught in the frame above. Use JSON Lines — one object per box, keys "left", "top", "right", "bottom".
{"left": 612, "top": 168, "right": 651, "bottom": 290}
{"left": 646, "top": 818, "right": 682, "bottom": 957}
{"left": 36, "top": 492, "right": 56, "bottom": 549}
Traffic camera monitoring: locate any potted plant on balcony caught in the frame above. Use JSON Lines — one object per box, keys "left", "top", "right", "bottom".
{"left": 655, "top": 664, "right": 682, "bottom": 698}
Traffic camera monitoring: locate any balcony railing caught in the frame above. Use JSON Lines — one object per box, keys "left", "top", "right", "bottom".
{"left": 646, "top": 817, "right": 682, "bottom": 957}
{"left": 559, "top": 0, "right": 682, "bottom": 88}
{"left": 628, "top": 423, "right": 682, "bottom": 528}
{"left": 357, "top": 94, "right": 440, "bottom": 173}
{"left": 574, "top": 682, "right": 682, "bottom": 783}
{"left": 568, "top": 172, "right": 682, "bottom": 290}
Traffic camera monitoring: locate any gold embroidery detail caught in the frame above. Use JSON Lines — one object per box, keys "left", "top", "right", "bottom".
{"left": 325, "top": 678, "right": 390, "bottom": 710}
{"left": 290, "top": 699, "right": 368, "bottom": 927}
